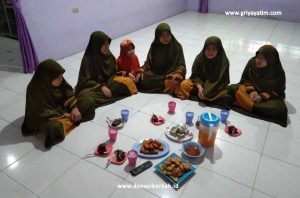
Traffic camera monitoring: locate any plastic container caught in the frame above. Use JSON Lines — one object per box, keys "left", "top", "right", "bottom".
{"left": 198, "top": 112, "right": 220, "bottom": 147}
{"left": 168, "top": 101, "right": 176, "bottom": 114}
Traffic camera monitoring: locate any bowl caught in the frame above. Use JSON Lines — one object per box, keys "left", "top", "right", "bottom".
{"left": 182, "top": 141, "right": 205, "bottom": 158}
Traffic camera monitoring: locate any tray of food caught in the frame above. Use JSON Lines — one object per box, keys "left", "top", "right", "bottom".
{"left": 154, "top": 153, "right": 196, "bottom": 186}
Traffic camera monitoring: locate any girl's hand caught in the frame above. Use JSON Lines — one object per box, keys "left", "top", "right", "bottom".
{"left": 70, "top": 107, "right": 82, "bottom": 122}
{"left": 196, "top": 84, "right": 204, "bottom": 99}
{"left": 135, "top": 73, "right": 144, "bottom": 83}
{"left": 101, "top": 86, "right": 112, "bottom": 98}
{"left": 128, "top": 73, "right": 136, "bottom": 82}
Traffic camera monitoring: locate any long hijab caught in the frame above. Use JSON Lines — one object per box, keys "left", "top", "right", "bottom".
{"left": 190, "top": 36, "right": 230, "bottom": 98}
{"left": 23, "top": 59, "right": 74, "bottom": 122}
{"left": 240, "top": 45, "right": 286, "bottom": 98}
{"left": 144, "top": 23, "right": 186, "bottom": 75}
{"left": 76, "top": 31, "right": 117, "bottom": 94}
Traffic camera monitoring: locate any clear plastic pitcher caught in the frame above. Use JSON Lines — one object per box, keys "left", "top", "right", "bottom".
{"left": 198, "top": 112, "right": 220, "bottom": 147}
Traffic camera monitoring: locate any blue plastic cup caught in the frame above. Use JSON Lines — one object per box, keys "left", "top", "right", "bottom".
{"left": 185, "top": 111, "right": 194, "bottom": 125}
{"left": 220, "top": 109, "right": 229, "bottom": 124}
{"left": 121, "top": 109, "right": 129, "bottom": 122}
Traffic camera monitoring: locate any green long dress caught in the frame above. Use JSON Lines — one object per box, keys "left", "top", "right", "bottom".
{"left": 22, "top": 59, "right": 95, "bottom": 148}
{"left": 228, "top": 45, "right": 287, "bottom": 127}
{"left": 138, "top": 23, "right": 186, "bottom": 93}
{"left": 188, "top": 36, "right": 230, "bottom": 104}
{"left": 75, "top": 31, "right": 131, "bottom": 107}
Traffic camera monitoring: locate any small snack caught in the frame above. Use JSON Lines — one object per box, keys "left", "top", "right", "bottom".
{"left": 97, "top": 143, "right": 108, "bottom": 155}
{"left": 225, "top": 125, "right": 241, "bottom": 137}
{"left": 150, "top": 114, "right": 165, "bottom": 126}
{"left": 169, "top": 125, "right": 189, "bottom": 139}
{"left": 112, "top": 118, "right": 123, "bottom": 127}
{"left": 151, "top": 114, "right": 159, "bottom": 123}
{"left": 228, "top": 125, "right": 238, "bottom": 135}
{"left": 195, "top": 120, "right": 200, "bottom": 128}
{"left": 140, "top": 139, "right": 164, "bottom": 154}
{"left": 114, "top": 149, "right": 126, "bottom": 161}
{"left": 159, "top": 156, "right": 191, "bottom": 182}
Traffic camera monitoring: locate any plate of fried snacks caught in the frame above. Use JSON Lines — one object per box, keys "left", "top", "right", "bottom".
{"left": 154, "top": 153, "right": 196, "bottom": 186}
{"left": 132, "top": 139, "right": 170, "bottom": 158}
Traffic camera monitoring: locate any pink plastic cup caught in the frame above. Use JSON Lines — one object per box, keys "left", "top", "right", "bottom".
{"left": 168, "top": 101, "right": 176, "bottom": 114}
{"left": 108, "top": 128, "right": 118, "bottom": 142}
{"left": 127, "top": 150, "right": 138, "bottom": 166}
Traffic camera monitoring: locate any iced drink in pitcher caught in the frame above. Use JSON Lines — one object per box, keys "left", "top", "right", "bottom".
{"left": 198, "top": 112, "right": 220, "bottom": 147}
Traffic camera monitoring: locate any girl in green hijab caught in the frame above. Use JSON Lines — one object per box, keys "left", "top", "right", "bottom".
{"left": 136, "top": 23, "right": 186, "bottom": 93}
{"left": 75, "top": 31, "right": 137, "bottom": 107}
{"left": 228, "top": 45, "right": 287, "bottom": 127}
{"left": 22, "top": 59, "right": 95, "bottom": 149}
{"left": 175, "top": 36, "right": 230, "bottom": 106}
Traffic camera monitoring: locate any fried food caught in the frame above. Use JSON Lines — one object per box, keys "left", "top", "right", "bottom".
{"left": 159, "top": 156, "right": 191, "bottom": 182}
{"left": 159, "top": 145, "right": 164, "bottom": 151}
{"left": 140, "top": 139, "right": 164, "bottom": 154}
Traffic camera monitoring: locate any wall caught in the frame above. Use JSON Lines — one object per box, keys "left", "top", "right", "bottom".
{"left": 187, "top": 0, "right": 300, "bottom": 22}
{"left": 187, "top": 0, "right": 199, "bottom": 12}
{"left": 21, "top": 0, "right": 187, "bottom": 61}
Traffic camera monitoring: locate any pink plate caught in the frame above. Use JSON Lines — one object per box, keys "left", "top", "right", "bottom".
{"left": 94, "top": 144, "right": 113, "bottom": 157}
{"left": 224, "top": 125, "right": 242, "bottom": 137}
{"left": 151, "top": 116, "right": 165, "bottom": 126}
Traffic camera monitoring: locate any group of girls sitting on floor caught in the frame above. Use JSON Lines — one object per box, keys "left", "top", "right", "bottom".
{"left": 22, "top": 23, "right": 288, "bottom": 149}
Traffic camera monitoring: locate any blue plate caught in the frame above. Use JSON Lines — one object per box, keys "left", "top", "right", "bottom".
{"left": 132, "top": 139, "right": 170, "bottom": 158}
{"left": 154, "top": 153, "right": 196, "bottom": 186}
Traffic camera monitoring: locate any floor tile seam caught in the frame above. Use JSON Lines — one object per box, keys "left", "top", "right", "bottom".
{"left": 267, "top": 128, "right": 300, "bottom": 141}
{"left": 261, "top": 153, "right": 300, "bottom": 169}
{"left": 2, "top": 149, "right": 39, "bottom": 196}
{"left": 108, "top": 179, "right": 160, "bottom": 198}
{"left": 267, "top": 21, "right": 279, "bottom": 41}
{"left": 197, "top": 165, "right": 255, "bottom": 189}
{"left": 0, "top": 84, "right": 26, "bottom": 96}
{"left": 2, "top": 171, "right": 40, "bottom": 197}
{"left": 38, "top": 158, "right": 81, "bottom": 196}
{"left": 250, "top": 122, "right": 270, "bottom": 197}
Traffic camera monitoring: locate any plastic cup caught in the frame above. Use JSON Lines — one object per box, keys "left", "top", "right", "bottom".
{"left": 108, "top": 128, "right": 118, "bottom": 142}
{"left": 121, "top": 109, "right": 129, "bottom": 122}
{"left": 127, "top": 150, "right": 138, "bottom": 166}
{"left": 185, "top": 111, "right": 194, "bottom": 125}
{"left": 168, "top": 101, "right": 176, "bottom": 114}
{"left": 220, "top": 109, "right": 230, "bottom": 124}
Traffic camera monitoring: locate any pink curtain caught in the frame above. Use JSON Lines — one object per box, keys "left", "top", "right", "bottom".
{"left": 12, "top": 0, "right": 38, "bottom": 73}
{"left": 199, "top": 0, "right": 208, "bottom": 13}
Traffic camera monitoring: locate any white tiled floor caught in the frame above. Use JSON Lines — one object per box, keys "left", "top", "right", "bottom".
{"left": 0, "top": 11, "right": 300, "bottom": 198}
{"left": 0, "top": 36, "right": 23, "bottom": 73}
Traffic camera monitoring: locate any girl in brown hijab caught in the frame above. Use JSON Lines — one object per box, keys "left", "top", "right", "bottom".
{"left": 75, "top": 31, "right": 137, "bottom": 107}
{"left": 228, "top": 45, "right": 287, "bottom": 127}
{"left": 22, "top": 59, "right": 95, "bottom": 149}
{"left": 175, "top": 36, "right": 230, "bottom": 106}
{"left": 136, "top": 23, "right": 186, "bottom": 94}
